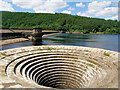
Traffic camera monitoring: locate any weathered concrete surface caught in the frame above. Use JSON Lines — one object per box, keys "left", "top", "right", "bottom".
{"left": 1, "top": 33, "right": 59, "bottom": 46}
{"left": 0, "top": 45, "right": 118, "bottom": 89}
{"left": 0, "top": 38, "right": 29, "bottom": 46}
{"left": 1, "top": 29, "right": 57, "bottom": 33}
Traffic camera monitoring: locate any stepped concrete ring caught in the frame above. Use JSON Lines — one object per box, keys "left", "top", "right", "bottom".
{"left": 0, "top": 45, "right": 118, "bottom": 88}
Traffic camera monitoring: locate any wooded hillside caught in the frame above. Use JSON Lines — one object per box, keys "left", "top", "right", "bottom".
{"left": 1, "top": 11, "right": 120, "bottom": 34}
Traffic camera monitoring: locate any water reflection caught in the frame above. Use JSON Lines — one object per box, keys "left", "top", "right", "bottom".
{"left": 32, "top": 41, "right": 43, "bottom": 45}
{"left": 1, "top": 33, "right": 118, "bottom": 52}
{"left": 43, "top": 33, "right": 118, "bottom": 51}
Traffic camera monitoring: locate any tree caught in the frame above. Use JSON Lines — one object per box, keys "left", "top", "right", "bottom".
{"left": 1, "top": 11, "right": 119, "bottom": 34}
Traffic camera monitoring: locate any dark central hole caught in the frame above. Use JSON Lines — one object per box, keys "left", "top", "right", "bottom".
{"left": 36, "top": 71, "right": 82, "bottom": 89}
{"left": 30, "top": 64, "right": 84, "bottom": 89}
{"left": 16, "top": 54, "right": 96, "bottom": 89}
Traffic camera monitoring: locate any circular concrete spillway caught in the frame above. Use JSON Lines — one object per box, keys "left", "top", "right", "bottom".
{"left": 0, "top": 45, "right": 118, "bottom": 88}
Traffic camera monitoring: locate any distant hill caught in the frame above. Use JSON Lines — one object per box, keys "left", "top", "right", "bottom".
{"left": 1, "top": 11, "right": 120, "bottom": 34}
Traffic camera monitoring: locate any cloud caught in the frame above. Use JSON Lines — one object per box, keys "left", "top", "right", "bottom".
{"left": 88, "top": 1, "right": 111, "bottom": 10}
{"left": 0, "top": 0, "right": 14, "bottom": 11}
{"left": 68, "top": 7, "right": 75, "bottom": 10}
{"left": 77, "top": 1, "right": 118, "bottom": 20}
{"left": 105, "top": 15, "right": 118, "bottom": 20}
{"left": 86, "top": 1, "right": 118, "bottom": 17}
{"left": 77, "top": 12, "right": 90, "bottom": 17}
{"left": 77, "top": 12, "right": 81, "bottom": 16}
{"left": 76, "top": 3, "right": 85, "bottom": 8}
{"left": 111, "top": 2, "right": 118, "bottom": 7}
{"left": 12, "top": 0, "right": 68, "bottom": 13}
{"left": 95, "top": 7, "right": 118, "bottom": 17}
{"left": 61, "top": 10, "right": 71, "bottom": 14}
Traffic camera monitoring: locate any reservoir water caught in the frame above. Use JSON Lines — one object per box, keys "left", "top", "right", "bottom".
{"left": 1, "top": 33, "right": 119, "bottom": 52}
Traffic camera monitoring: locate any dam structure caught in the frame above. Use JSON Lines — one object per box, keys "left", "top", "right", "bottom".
{"left": 0, "top": 45, "right": 118, "bottom": 88}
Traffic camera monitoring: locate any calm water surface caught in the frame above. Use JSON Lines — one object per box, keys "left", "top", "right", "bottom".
{"left": 1, "top": 33, "right": 118, "bottom": 52}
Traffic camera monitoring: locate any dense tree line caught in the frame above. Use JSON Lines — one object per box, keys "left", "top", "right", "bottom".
{"left": 1, "top": 11, "right": 120, "bottom": 34}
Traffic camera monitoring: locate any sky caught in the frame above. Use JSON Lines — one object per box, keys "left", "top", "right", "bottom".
{"left": 0, "top": 0, "right": 119, "bottom": 20}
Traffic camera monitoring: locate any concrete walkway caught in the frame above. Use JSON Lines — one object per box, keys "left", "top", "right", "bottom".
{"left": 1, "top": 33, "right": 59, "bottom": 46}
{"left": 0, "top": 38, "right": 29, "bottom": 46}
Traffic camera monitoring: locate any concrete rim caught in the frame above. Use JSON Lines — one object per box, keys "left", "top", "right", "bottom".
{"left": 0, "top": 45, "right": 118, "bottom": 88}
